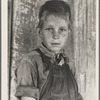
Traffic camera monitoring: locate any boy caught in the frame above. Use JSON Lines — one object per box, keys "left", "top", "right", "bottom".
{"left": 15, "top": 0, "right": 83, "bottom": 100}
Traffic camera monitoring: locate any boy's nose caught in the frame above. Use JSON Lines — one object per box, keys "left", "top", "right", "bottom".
{"left": 52, "top": 34, "right": 60, "bottom": 39}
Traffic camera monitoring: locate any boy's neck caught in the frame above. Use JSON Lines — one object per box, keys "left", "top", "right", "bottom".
{"left": 39, "top": 43, "right": 65, "bottom": 58}
{"left": 42, "top": 43, "right": 61, "bottom": 54}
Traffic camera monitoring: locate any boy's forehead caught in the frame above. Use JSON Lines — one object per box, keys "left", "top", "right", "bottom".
{"left": 44, "top": 14, "right": 69, "bottom": 23}
{"left": 44, "top": 15, "right": 69, "bottom": 25}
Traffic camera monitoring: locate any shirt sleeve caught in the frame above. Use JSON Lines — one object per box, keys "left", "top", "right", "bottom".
{"left": 15, "top": 59, "right": 39, "bottom": 100}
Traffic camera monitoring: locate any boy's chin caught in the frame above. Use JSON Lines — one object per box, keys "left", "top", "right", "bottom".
{"left": 49, "top": 48, "right": 62, "bottom": 53}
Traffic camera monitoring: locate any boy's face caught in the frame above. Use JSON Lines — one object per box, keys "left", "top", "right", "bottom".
{"left": 40, "top": 15, "right": 69, "bottom": 53}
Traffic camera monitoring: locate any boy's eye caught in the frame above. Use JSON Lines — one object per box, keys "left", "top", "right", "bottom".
{"left": 59, "top": 28, "right": 67, "bottom": 32}
{"left": 45, "top": 28, "right": 53, "bottom": 32}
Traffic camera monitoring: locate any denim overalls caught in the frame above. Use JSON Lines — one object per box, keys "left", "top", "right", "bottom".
{"left": 36, "top": 48, "right": 79, "bottom": 100}
{"left": 15, "top": 44, "right": 83, "bottom": 100}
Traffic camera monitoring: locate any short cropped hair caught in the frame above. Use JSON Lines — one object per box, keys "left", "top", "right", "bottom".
{"left": 37, "top": 0, "right": 72, "bottom": 30}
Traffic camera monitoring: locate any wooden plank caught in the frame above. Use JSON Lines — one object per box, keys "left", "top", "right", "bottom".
{"left": 73, "top": 0, "right": 96, "bottom": 100}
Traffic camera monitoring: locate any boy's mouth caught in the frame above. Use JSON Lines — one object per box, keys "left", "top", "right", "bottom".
{"left": 51, "top": 43, "right": 60, "bottom": 46}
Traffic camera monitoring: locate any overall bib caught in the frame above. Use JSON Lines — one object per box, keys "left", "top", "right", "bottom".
{"left": 40, "top": 60, "right": 77, "bottom": 100}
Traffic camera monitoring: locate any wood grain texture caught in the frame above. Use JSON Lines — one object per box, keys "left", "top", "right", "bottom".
{"left": 9, "top": 0, "right": 96, "bottom": 100}
{"left": 73, "top": 0, "right": 96, "bottom": 100}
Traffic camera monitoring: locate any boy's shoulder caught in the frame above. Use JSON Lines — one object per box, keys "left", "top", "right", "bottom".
{"left": 22, "top": 49, "right": 41, "bottom": 61}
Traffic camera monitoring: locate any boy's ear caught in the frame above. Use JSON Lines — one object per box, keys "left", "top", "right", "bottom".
{"left": 36, "top": 28, "right": 43, "bottom": 38}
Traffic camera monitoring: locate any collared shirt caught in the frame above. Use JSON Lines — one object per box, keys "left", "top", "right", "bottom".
{"left": 15, "top": 43, "right": 83, "bottom": 100}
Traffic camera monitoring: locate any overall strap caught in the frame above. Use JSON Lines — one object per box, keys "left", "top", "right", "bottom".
{"left": 40, "top": 63, "right": 53, "bottom": 100}
{"left": 63, "top": 64, "right": 78, "bottom": 100}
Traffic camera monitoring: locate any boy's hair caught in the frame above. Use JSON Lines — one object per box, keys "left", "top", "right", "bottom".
{"left": 37, "top": 0, "right": 72, "bottom": 30}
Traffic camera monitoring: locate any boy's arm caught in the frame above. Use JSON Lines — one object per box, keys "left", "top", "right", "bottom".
{"left": 15, "top": 59, "right": 39, "bottom": 100}
{"left": 21, "top": 97, "right": 36, "bottom": 100}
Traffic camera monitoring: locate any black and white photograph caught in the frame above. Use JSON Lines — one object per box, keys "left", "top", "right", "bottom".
{"left": 1, "top": 0, "right": 99, "bottom": 100}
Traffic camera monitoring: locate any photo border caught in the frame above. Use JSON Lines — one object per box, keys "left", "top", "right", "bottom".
{"left": 1, "top": 0, "right": 99, "bottom": 100}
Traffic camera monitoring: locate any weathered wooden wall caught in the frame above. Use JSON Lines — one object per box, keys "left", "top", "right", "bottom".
{"left": 8, "top": 0, "right": 96, "bottom": 100}
{"left": 73, "top": 0, "right": 96, "bottom": 100}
